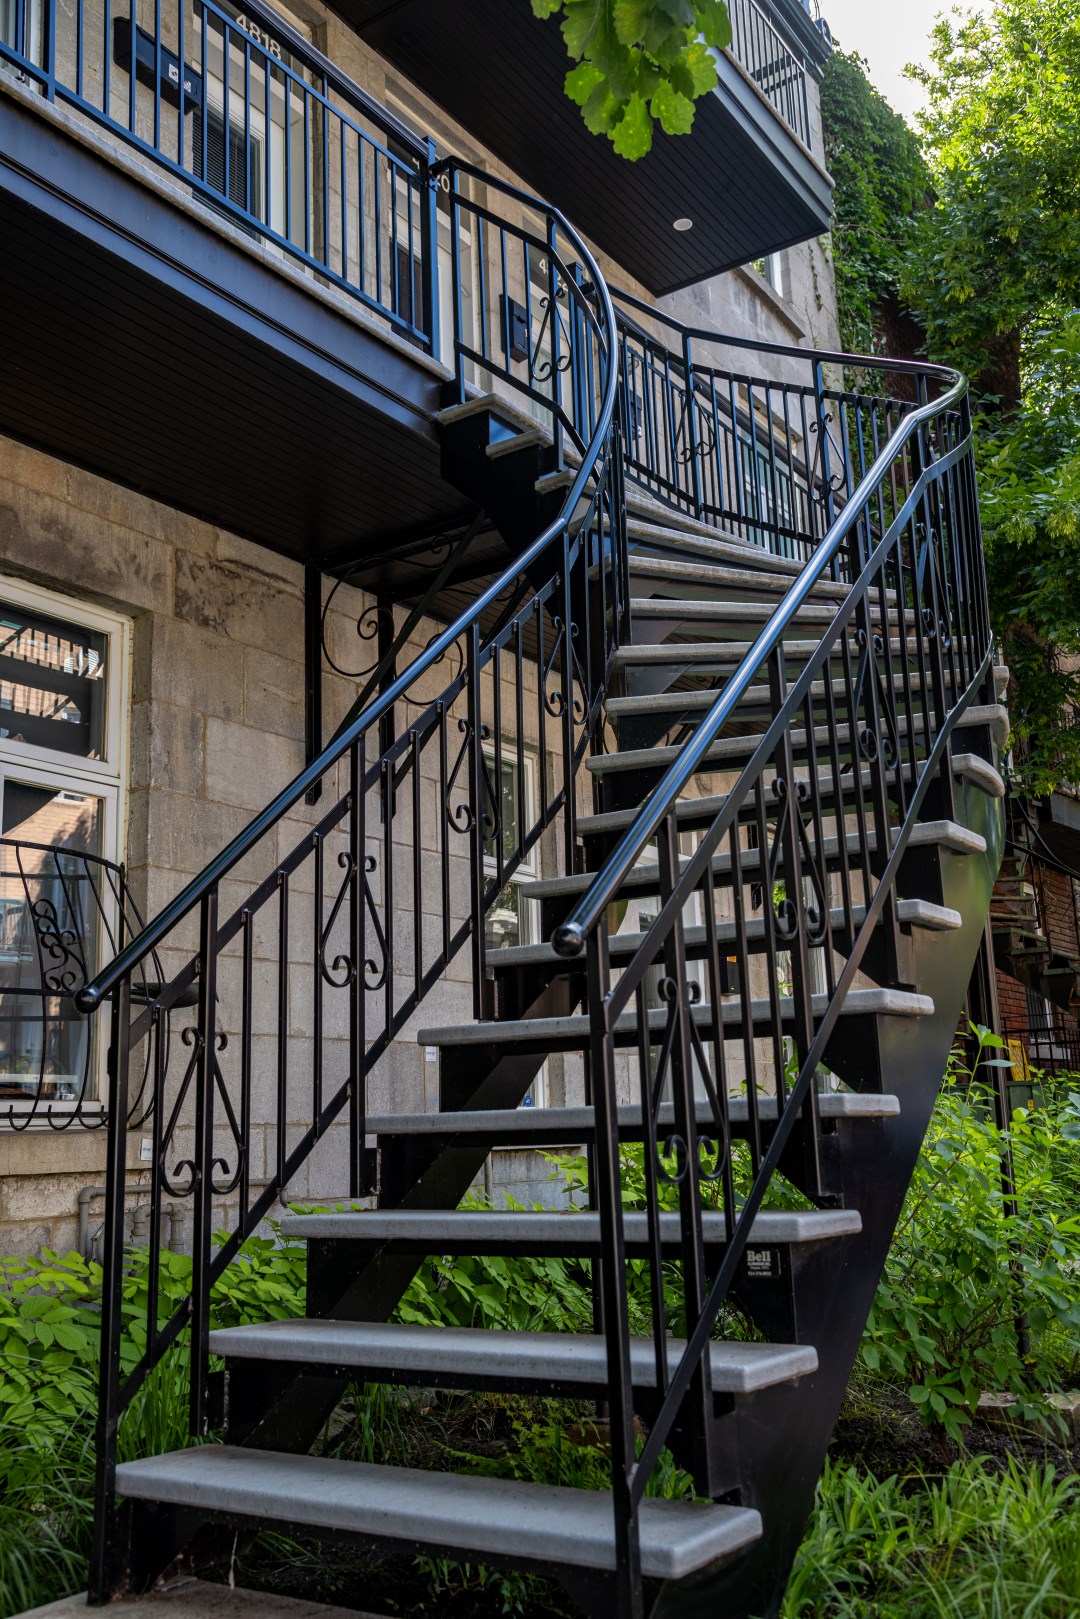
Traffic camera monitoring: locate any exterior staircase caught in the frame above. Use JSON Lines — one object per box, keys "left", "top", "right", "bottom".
{"left": 76, "top": 161, "right": 1005, "bottom": 1619}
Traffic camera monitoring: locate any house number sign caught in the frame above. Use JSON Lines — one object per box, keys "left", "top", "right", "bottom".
{"left": 235, "top": 13, "right": 284, "bottom": 57}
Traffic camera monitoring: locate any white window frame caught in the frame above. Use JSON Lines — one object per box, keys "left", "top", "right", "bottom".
{"left": 0, "top": 576, "right": 130, "bottom": 791}
{"left": 482, "top": 742, "right": 546, "bottom": 1107}
{"left": 752, "top": 250, "right": 786, "bottom": 297}
{"left": 0, "top": 576, "right": 131, "bottom": 1120}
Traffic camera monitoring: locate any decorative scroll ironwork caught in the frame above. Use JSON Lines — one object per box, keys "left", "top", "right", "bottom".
{"left": 0, "top": 839, "right": 165, "bottom": 1132}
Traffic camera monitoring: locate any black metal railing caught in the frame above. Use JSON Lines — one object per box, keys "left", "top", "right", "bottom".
{"left": 551, "top": 353, "right": 992, "bottom": 1613}
{"left": 74, "top": 163, "right": 625, "bottom": 1598}
{"left": 0, "top": 838, "right": 169, "bottom": 1130}
{"left": 615, "top": 289, "right": 934, "bottom": 562}
{"left": 728, "top": 0, "right": 812, "bottom": 146}
{"left": 1002, "top": 1023, "right": 1080, "bottom": 1081}
{"left": 1, "top": 0, "right": 437, "bottom": 342}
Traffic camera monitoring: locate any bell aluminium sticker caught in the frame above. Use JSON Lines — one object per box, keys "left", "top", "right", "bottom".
{"left": 744, "top": 1246, "right": 782, "bottom": 1279}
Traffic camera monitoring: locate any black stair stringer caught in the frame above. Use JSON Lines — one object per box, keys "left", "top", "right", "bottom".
{"left": 438, "top": 405, "right": 566, "bottom": 584}
{"left": 650, "top": 775, "right": 1004, "bottom": 1619}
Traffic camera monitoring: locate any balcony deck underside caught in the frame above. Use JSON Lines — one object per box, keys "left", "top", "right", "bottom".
{"left": 345, "top": 0, "right": 832, "bottom": 296}
{"left": 0, "top": 93, "right": 480, "bottom": 574}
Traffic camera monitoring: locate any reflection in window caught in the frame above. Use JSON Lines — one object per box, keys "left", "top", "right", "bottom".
{"left": 0, "top": 601, "right": 107, "bottom": 759}
{"left": 0, "top": 784, "right": 105, "bottom": 1105}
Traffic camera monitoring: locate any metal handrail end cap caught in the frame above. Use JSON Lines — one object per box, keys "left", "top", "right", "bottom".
{"left": 552, "top": 921, "right": 586, "bottom": 958}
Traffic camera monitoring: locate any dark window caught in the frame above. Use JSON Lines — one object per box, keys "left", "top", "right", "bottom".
{"left": 193, "top": 105, "right": 262, "bottom": 222}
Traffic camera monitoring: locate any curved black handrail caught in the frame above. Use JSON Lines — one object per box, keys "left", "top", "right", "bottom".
{"left": 553, "top": 355, "right": 967, "bottom": 957}
{"left": 612, "top": 283, "right": 956, "bottom": 558}
{"left": 612, "top": 283, "right": 957, "bottom": 383}
{"left": 76, "top": 168, "right": 620, "bottom": 1018}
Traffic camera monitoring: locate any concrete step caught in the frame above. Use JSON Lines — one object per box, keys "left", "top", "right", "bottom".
{"left": 613, "top": 636, "right": 921, "bottom": 670}
{"left": 279, "top": 1207, "right": 863, "bottom": 1256}
{"left": 362, "top": 1093, "right": 901, "bottom": 1145}
{"left": 628, "top": 597, "right": 841, "bottom": 632}
{"left": 604, "top": 670, "right": 941, "bottom": 723}
{"left": 115, "top": 1447, "right": 763, "bottom": 1581}
{"left": 416, "top": 988, "right": 934, "bottom": 1054}
{"left": 577, "top": 755, "right": 1002, "bottom": 839}
{"left": 586, "top": 704, "right": 1009, "bottom": 778}
{"left": 208, "top": 1319, "right": 818, "bottom": 1396}
{"left": 614, "top": 555, "right": 850, "bottom": 604}
{"left": 625, "top": 517, "right": 805, "bottom": 577}
{"left": 523, "top": 820, "right": 985, "bottom": 905}
{"left": 490, "top": 901, "right": 960, "bottom": 973}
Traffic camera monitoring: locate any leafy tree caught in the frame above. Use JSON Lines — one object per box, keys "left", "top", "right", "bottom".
{"left": 900, "top": 0, "right": 1080, "bottom": 793}
{"left": 529, "top": 0, "right": 731, "bottom": 160}
{"left": 904, "top": 0, "right": 1080, "bottom": 411}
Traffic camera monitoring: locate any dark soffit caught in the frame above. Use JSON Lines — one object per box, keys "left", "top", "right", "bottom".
{"left": 340, "top": 0, "right": 833, "bottom": 295}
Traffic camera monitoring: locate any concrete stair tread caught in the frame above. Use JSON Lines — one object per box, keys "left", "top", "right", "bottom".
{"left": 626, "top": 518, "right": 805, "bottom": 576}
{"left": 577, "top": 756, "right": 1001, "bottom": 837}
{"left": 605, "top": 671, "right": 940, "bottom": 721}
{"left": 436, "top": 392, "right": 543, "bottom": 435}
{"left": 207, "top": 1320, "right": 818, "bottom": 1394}
{"left": 523, "top": 820, "right": 985, "bottom": 902}
{"left": 416, "top": 988, "right": 934, "bottom": 1049}
{"left": 629, "top": 597, "right": 840, "bottom": 626}
{"left": 614, "top": 556, "right": 850, "bottom": 602}
{"left": 486, "top": 429, "right": 547, "bottom": 459}
{"left": 279, "top": 1207, "right": 864, "bottom": 1250}
{"left": 489, "top": 902, "right": 960, "bottom": 969}
{"left": 539, "top": 463, "right": 747, "bottom": 544}
{"left": 360, "top": 1094, "right": 901, "bottom": 1141}
{"left": 587, "top": 704, "right": 1008, "bottom": 776}
{"left": 115, "top": 1447, "right": 762, "bottom": 1580}
{"left": 951, "top": 751, "right": 1006, "bottom": 798}
{"left": 613, "top": 637, "right": 921, "bottom": 668}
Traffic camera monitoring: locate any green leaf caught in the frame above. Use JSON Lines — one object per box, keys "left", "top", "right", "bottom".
{"left": 612, "top": 0, "right": 651, "bottom": 46}
{"left": 682, "top": 39, "right": 718, "bottom": 95}
{"left": 651, "top": 77, "right": 695, "bottom": 135}
{"left": 612, "top": 93, "right": 653, "bottom": 158}
{"left": 565, "top": 59, "right": 604, "bottom": 105}
{"left": 561, "top": 0, "right": 600, "bottom": 59}
{"left": 697, "top": 0, "right": 731, "bottom": 49}
{"left": 530, "top": 0, "right": 564, "bottom": 14}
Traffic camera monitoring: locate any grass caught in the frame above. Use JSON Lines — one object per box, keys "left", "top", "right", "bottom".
{"left": 782, "top": 1456, "right": 1080, "bottom": 1619}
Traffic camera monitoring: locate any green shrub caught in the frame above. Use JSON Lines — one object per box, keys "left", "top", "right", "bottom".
{"left": 861, "top": 1029, "right": 1080, "bottom": 1440}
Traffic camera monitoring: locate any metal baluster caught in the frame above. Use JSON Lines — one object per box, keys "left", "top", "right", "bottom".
{"left": 189, "top": 887, "right": 218, "bottom": 1437}
{"left": 584, "top": 931, "right": 643, "bottom": 1619}
{"left": 89, "top": 975, "right": 132, "bottom": 1601}
{"left": 312, "top": 831, "right": 323, "bottom": 1124}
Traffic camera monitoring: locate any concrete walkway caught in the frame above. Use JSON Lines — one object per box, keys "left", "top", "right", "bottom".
{"left": 16, "top": 1580, "right": 386, "bottom": 1619}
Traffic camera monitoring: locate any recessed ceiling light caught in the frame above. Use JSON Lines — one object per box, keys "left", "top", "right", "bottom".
{"left": 673, "top": 217, "right": 693, "bottom": 232}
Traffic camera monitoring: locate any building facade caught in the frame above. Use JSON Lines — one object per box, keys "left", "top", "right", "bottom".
{"left": 0, "top": 0, "right": 838, "bottom": 1255}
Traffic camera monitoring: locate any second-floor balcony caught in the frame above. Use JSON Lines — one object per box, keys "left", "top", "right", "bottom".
{"left": 0, "top": 0, "right": 832, "bottom": 574}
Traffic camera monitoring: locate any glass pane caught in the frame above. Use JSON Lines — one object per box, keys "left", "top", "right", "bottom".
{"left": 0, "top": 599, "right": 108, "bottom": 760}
{"left": 482, "top": 754, "right": 524, "bottom": 870}
{"left": 484, "top": 879, "right": 532, "bottom": 953}
{"left": 0, "top": 783, "right": 106, "bottom": 1106}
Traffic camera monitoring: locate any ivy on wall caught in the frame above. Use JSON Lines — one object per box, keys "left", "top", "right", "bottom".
{"left": 819, "top": 48, "right": 928, "bottom": 357}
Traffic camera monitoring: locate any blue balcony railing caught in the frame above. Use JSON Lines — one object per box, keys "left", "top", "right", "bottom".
{"left": 728, "top": 0, "right": 812, "bottom": 148}
{"left": 1, "top": 0, "right": 437, "bottom": 345}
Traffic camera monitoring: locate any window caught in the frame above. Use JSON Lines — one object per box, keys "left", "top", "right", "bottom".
{"left": 0, "top": 0, "right": 42, "bottom": 63}
{"left": 191, "top": 0, "right": 310, "bottom": 248}
{"left": 751, "top": 251, "right": 787, "bottom": 298}
{"left": 738, "top": 433, "right": 797, "bottom": 558}
{"left": 483, "top": 744, "right": 546, "bottom": 1106}
{"left": 0, "top": 580, "right": 130, "bottom": 1117}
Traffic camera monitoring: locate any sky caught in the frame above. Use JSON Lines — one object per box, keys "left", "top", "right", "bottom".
{"left": 817, "top": 0, "right": 989, "bottom": 123}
